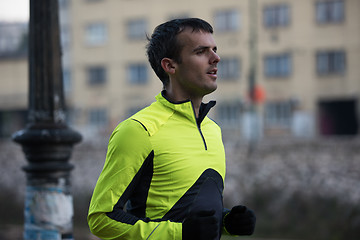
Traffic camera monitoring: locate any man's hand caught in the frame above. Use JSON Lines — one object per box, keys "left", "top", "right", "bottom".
{"left": 224, "top": 205, "right": 256, "bottom": 235}
{"left": 182, "top": 210, "right": 219, "bottom": 240}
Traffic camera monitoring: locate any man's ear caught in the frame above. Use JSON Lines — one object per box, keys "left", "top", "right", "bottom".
{"left": 161, "top": 58, "right": 176, "bottom": 75}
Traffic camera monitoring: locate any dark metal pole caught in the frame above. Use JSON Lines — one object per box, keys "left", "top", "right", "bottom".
{"left": 12, "top": 1, "right": 82, "bottom": 239}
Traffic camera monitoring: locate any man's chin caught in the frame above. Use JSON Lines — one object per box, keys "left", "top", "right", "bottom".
{"left": 203, "top": 85, "right": 217, "bottom": 96}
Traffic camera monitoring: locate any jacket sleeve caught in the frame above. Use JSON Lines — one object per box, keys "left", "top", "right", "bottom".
{"left": 87, "top": 119, "right": 182, "bottom": 239}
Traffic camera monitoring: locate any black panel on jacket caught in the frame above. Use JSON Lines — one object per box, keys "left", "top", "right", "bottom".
{"left": 106, "top": 150, "right": 154, "bottom": 225}
{"left": 162, "top": 168, "right": 224, "bottom": 226}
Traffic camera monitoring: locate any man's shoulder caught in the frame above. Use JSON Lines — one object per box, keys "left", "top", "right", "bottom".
{"left": 130, "top": 101, "right": 172, "bottom": 136}
{"left": 107, "top": 117, "right": 152, "bottom": 156}
{"left": 111, "top": 117, "right": 149, "bottom": 138}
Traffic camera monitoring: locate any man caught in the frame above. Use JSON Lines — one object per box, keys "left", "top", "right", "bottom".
{"left": 88, "top": 18, "right": 256, "bottom": 240}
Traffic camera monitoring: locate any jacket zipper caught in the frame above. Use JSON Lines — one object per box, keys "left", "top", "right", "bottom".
{"left": 191, "top": 102, "right": 208, "bottom": 150}
{"left": 197, "top": 124, "right": 208, "bottom": 150}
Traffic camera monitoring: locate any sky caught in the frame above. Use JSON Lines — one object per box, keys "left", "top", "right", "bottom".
{"left": 0, "top": 0, "right": 29, "bottom": 22}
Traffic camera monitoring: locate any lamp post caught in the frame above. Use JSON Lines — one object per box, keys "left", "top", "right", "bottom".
{"left": 12, "top": 0, "right": 81, "bottom": 239}
{"left": 246, "top": 0, "right": 260, "bottom": 153}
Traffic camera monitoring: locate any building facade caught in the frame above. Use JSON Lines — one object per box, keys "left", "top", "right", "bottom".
{"left": 1, "top": 0, "right": 359, "bottom": 139}
{"left": 0, "top": 22, "right": 28, "bottom": 138}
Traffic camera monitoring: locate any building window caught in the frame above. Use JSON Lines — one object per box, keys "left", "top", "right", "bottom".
{"left": 85, "top": 22, "right": 107, "bottom": 46}
{"left": 217, "top": 101, "right": 242, "bottom": 127}
{"left": 316, "top": 50, "right": 346, "bottom": 75}
{"left": 218, "top": 57, "right": 240, "bottom": 80}
{"left": 316, "top": 0, "right": 344, "bottom": 23}
{"left": 88, "top": 108, "right": 108, "bottom": 127}
{"left": 263, "top": 4, "right": 290, "bottom": 28}
{"left": 0, "top": 22, "right": 27, "bottom": 54}
{"left": 60, "top": 26, "right": 71, "bottom": 49}
{"left": 59, "top": 0, "right": 70, "bottom": 9}
{"left": 127, "top": 64, "right": 148, "bottom": 84}
{"left": 127, "top": 19, "right": 147, "bottom": 40}
{"left": 264, "top": 54, "right": 291, "bottom": 77}
{"left": 214, "top": 10, "right": 240, "bottom": 32}
{"left": 63, "top": 69, "right": 71, "bottom": 93}
{"left": 265, "top": 101, "right": 293, "bottom": 127}
{"left": 87, "top": 66, "right": 107, "bottom": 85}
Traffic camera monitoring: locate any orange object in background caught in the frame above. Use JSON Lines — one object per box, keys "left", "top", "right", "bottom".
{"left": 250, "top": 85, "right": 266, "bottom": 104}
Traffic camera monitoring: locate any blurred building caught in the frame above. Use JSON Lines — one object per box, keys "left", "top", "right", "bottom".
{"left": 0, "top": 0, "right": 359, "bottom": 139}
{"left": 0, "top": 22, "right": 28, "bottom": 137}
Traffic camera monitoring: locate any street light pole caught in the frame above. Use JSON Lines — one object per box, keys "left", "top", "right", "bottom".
{"left": 12, "top": 1, "right": 82, "bottom": 239}
{"left": 247, "top": 0, "right": 260, "bottom": 154}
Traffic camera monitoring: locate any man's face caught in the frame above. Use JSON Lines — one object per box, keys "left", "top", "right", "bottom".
{"left": 171, "top": 29, "right": 220, "bottom": 99}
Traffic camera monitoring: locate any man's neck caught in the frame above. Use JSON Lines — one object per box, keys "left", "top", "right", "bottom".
{"left": 191, "top": 100, "right": 202, "bottom": 118}
{"left": 163, "top": 89, "right": 202, "bottom": 118}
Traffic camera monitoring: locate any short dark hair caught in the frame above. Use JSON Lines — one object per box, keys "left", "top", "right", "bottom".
{"left": 146, "top": 18, "right": 213, "bottom": 86}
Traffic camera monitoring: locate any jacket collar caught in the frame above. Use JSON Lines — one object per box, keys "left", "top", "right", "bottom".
{"left": 156, "top": 90, "right": 216, "bottom": 125}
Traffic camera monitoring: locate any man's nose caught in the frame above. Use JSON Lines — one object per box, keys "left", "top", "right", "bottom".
{"left": 210, "top": 51, "right": 220, "bottom": 64}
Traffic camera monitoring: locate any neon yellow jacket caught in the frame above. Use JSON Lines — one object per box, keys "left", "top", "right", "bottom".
{"left": 88, "top": 92, "right": 226, "bottom": 239}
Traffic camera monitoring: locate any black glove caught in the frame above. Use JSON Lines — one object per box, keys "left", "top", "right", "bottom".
{"left": 223, "top": 205, "right": 256, "bottom": 235}
{"left": 182, "top": 210, "right": 219, "bottom": 240}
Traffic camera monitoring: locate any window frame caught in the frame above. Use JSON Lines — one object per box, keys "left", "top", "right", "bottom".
{"left": 263, "top": 4, "right": 290, "bottom": 28}
{"left": 265, "top": 101, "right": 293, "bottom": 128}
{"left": 87, "top": 66, "right": 107, "bottom": 85}
{"left": 127, "top": 63, "right": 148, "bottom": 85}
{"left": 316, "top": 0, "right": 345, "bottom": 24}
{"left": 85, "top": 22, "right": 108, "bottom": 46}
{"left": 88, "top": 108, "right": 108, "bottom": 127}
{"left": 264, "top": 53, "right": 292, "bottom": 78}
{"left": 216, "top": 101, "right": 243, "bottom": 127}
{"left": 218, "top": 57, "right": 241, "bottom": 80}
{"left": 127, "top": 18, "right": 147, "bottom": 40}
{"left": 214, "top": 9, "right": 241, "bottom": 32}
{"left": 316, "top": 50, "right": 346, "bottom": 75}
